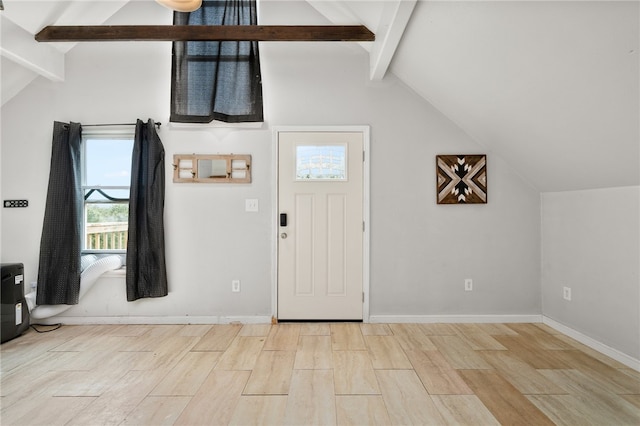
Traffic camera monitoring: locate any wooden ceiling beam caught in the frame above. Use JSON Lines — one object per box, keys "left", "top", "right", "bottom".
{"left": 35, "top": 25, "right": 375, "bottom": 42}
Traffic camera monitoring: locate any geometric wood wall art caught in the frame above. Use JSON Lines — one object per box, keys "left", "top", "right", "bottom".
{"left": 436, "top": 155, "right": 487, "bottom": 204}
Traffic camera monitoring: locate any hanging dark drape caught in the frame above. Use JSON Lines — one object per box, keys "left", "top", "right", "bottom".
{"left": 37, "top": 122, "right": 83, "bottom": 305}
{"left": 126, "top": 119, "right": 168, "bottom": 301}
{"left": 171, "top": 0, "right": 263, "bottom": 123}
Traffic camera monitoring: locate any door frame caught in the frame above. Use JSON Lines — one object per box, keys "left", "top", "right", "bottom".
{"left": 272, "top": 126, "right": 371, "bottom": 322}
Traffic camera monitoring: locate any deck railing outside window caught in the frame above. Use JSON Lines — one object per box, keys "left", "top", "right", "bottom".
{"left": 86, "top": 222, "right": 128, "bottom": 250}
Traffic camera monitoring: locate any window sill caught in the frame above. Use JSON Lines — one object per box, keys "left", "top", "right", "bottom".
{"left": 167, "top": 121, "right": 265, "bottom": 130}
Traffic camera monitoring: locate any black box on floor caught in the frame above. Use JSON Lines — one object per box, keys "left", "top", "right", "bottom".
{"left": 1, "top": 263, "right": 30, "bottom": 343}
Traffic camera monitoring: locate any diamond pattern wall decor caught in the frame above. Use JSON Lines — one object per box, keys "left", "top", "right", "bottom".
{"left": 436, "top": 155, "right": 487, "bottom": 204}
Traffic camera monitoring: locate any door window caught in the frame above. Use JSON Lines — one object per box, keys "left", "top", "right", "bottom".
{"left": 295, "top": 144, "right": 347, "bottom": 180}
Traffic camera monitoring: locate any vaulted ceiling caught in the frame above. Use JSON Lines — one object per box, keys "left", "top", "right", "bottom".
{"left": 2, "top": 0, "right": 638, "bottom": 192}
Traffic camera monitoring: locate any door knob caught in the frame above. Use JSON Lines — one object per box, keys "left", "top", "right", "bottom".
{"left": 280, "top": 233, "right": 288, "bottom": 239}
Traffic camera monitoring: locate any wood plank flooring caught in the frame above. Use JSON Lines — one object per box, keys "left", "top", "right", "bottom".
{"left": 1, "top": 322, "right": 639, "bottom": 425}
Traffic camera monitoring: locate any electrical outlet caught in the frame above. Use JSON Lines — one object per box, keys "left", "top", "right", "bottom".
{"left": 563, "top": 286, "right": 571, "bottom": 301}
{"left": 464, "top": 279, "right": 473, "bottom": 291}
{"left": 232, "top": 280, "right": 241, "bottom": 292}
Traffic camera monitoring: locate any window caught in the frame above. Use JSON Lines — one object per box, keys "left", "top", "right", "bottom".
{"left": 171, "top": 0, "right": 263, "bottom": 123}
{"left": 296, "top": 145, "right": 347, "bottom": 180}
{"left": 82, "top": 134, "right": 133, "bottom": 253}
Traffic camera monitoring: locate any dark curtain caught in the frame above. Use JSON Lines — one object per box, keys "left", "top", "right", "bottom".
{"left": 37, "top": 122, "right": 82, "bottom": 305}
{"left": 126, "top": 119, "right": 168, "bottom": 301}
{"left": 171, "top": 0, "right": 263, "bottom": 123}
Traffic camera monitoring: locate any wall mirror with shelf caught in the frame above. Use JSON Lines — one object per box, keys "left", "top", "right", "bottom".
{"left": 173, "top": 154, "right": 251, "bottom": 183}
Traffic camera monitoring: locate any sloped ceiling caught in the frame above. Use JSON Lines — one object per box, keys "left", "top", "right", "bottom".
{"left": 1, "top": 0, "right": 638, "bottom": 192}
{"left": 391, "top": 1, "right": 639, "bottom": 192}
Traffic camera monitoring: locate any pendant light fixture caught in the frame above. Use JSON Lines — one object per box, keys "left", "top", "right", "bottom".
{"left": 156, "top": 0, "right": 202, "bottom": 12}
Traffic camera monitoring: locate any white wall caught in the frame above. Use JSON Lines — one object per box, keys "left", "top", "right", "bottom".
{"left": 0, "top": 1, "right": 541, "bottom": 322}
{"left": 542, "top": 186, "right": 640, "bottom": 360}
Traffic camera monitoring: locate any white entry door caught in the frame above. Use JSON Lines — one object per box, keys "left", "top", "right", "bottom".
{"left": 278, "top": 131, "right": 364, "bottom": 320}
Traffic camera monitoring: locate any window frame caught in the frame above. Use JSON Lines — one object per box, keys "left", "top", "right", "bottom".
{"left": 81, "top": 128, "right": 134, "bottom": 255}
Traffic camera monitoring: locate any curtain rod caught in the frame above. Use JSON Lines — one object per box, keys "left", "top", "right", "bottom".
{"left": 82, "top": 122, "right": 162, "bottom": 128}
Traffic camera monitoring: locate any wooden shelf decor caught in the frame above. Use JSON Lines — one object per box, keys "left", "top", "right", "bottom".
{"left": 173, "top": 154, "right": 251, "bottom": 183}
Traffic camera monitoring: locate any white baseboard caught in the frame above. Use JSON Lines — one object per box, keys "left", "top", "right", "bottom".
{"left": 543, "top": 316, "right": 640, "bottom": 371}
{"left": 368, "top": 314, "right": 543, "bottom": 324}
{"left": 33, "top": 316, "right": 272, "bottom": 325}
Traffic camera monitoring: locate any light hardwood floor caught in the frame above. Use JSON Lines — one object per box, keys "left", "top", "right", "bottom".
{"left": 1, "top": 322, "right": 639, "bottom": 425}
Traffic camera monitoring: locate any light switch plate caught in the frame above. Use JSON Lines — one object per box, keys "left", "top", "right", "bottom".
{"left": 245, "top": 199, "right": 259, "bottom": 212}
